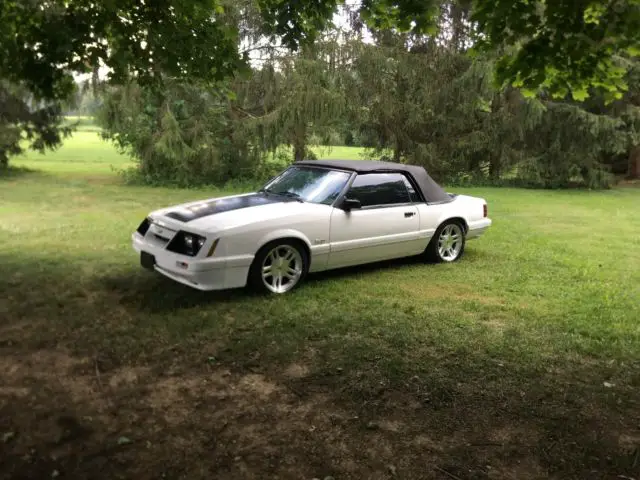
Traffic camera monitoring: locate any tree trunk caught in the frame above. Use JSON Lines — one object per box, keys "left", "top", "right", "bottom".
{"left": 0, "top": 151, "right": 8, "bottom": 169}
{"left": 292, "top": 121, "right": 307, "bottom": 162}
{"left": 629, "top": 145, "right": 640, "bottom": 179}
{"left": 450, "top": 2, "right": 464, "bottom": 52}
{"left": 91, "top": 64, "right": 100, "bottom": 95}
{"left": 293, "top": 141, "right": 306, "bottom": 162}
{"left": 489, "top": 158, "right": 501, "bottom": 179}
{"left": 392, "top": 136, "right": 402, "bottom": 163}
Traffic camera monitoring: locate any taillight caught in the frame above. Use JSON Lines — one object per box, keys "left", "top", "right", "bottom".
{"left": 483, "top": 204, "right": 488, "bottom": 218}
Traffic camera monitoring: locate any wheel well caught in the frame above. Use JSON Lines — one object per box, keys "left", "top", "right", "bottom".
{"left": 255, "top": 237, "right": 311, "bottom": 262}
{"left": 442, "top": 217, "right": 468, "bottom": 233}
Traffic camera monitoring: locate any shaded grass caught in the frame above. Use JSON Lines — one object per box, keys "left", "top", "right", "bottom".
{"left": 1, "top": 153, "right": 640, "bottom": 479}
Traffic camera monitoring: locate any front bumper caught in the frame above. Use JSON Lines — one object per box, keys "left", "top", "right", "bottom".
{"left": 132, "top": 233, "right": 254, "bottom": 291}
{"left": 466, "top": 218, "right": 492, "bottom": 240}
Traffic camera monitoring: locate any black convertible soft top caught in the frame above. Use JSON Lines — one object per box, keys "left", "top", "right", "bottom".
{"left": 295, "top": 159, "right": 453, "bottom": 204}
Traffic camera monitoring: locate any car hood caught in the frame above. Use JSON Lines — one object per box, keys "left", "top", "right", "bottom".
{"left": 150, "top": 192, "right": 329, "bottom": 233}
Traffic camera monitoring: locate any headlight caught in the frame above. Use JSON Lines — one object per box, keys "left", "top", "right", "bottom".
{"left": 136, "top": 217, "right": 151, "bottom": 236}
{"left": 167, "top": 231, "right": 207, "bottom": 256}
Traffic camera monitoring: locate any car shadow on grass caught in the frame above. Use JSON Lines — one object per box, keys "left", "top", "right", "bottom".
{"left": 98, "top": 253, "right": 435, "bottom": 313}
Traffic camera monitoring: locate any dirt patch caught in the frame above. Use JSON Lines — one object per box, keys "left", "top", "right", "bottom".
{"left": 283, "top": 362, "right": 310, "bottom": 379}
{"left": 107, "top": 367, "right": 149, "bottom": 389}
{"left": 1, "top": 349, "right": 638, "bottom": 480}
{"left": 237, "top": 373, "right": 279, "bottom": 397}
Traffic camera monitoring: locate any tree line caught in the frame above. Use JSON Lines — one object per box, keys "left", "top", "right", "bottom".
{"left": 2, "top": 0, "right": 640, "bottom": 188}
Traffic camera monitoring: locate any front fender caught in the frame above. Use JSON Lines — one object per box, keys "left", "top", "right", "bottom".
{"left": 255, "top": 229, "right": 313, "bottom": 254}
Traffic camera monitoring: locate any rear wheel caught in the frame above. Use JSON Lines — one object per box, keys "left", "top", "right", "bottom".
{"left": 248, "top": 240, "right": 308, "bottom": 294}
{"left": 425, "top": 220, "right": 466, "bottom": 263}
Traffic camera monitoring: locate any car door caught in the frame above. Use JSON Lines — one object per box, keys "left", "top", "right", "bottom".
{"left": 327, "top": 172, "right": 423, "bottom": 269}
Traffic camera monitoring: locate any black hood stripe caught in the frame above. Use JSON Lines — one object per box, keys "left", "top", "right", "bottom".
{"left": 164, "top": 193, "right": 292, "bottom": 222}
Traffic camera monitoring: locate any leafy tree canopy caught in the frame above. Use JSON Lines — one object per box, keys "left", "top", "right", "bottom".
{"left": 260, "top": 0, "right": 640, "bottom": 100}
{"left": 0, "top": 0, "right": 242, "bottom": 102}
{"left": 1, "top": 0, "right": 639, "bottom": 102}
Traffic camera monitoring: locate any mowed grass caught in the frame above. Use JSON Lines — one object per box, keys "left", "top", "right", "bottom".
{"left": 1, "top": 139, "right": 640, "bottom": 478}
{"left": 11, "top": 131, "right": 134, "bottom": 175}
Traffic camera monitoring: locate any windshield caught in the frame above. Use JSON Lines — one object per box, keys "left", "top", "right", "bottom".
{"left": 261, "top": 166, "right": 352, "bottom": 205}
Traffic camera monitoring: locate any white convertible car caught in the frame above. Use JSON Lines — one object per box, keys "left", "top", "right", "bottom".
{"left": 132, "top": 160, "right": 491, "bottom": 294}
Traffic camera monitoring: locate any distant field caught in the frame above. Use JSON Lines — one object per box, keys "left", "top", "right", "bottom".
{"left": 11, "top": 119, "right": 368, "bottom": 177}
{"left": 310, "top": 145, "right": 370, "bottom": 160}
{"left": 12, "top": 131, "right": 133, "bottom": 175}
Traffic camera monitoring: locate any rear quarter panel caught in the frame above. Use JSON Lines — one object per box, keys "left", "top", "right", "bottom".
{"left": 416, "top": 194, "right": 487, "bottom": 239}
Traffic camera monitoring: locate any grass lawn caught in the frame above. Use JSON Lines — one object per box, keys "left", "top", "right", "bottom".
{"left": 10, "top": 131, "right": 135, "bottom": 175}
{"left": 1, "top": 138, "right": 639, "bottom": 479}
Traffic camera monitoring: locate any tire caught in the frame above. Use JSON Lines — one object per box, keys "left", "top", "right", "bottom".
{"left": 248, "top": 239, "right": 309, "bottom": 294}
{"left": 424, "top": 220, "right": 466, "bottom": 263}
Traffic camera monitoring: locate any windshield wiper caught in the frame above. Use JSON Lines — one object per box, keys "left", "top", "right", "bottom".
{"left": 259, "top": 188, "right": 304, "bottom": 202}
{"left": 275, "top": 191, "right": 304, "bottom": 202}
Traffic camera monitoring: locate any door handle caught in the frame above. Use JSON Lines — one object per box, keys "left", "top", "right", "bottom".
{"left": 404, "top": 211, "right": 415, "bottom": 218}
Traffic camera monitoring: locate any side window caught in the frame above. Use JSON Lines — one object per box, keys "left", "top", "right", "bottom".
{"left": 401, "top": 175, "right": 419, "bottom": 202}
{"left": 347, "top": 173, "right": 411, "bottom": 207}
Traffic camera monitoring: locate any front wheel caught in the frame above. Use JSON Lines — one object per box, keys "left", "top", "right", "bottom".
{"left": 248, "top": 240, "right": 309, "bottom": 294}
{"left": 425, "top": 221, "right": 466, "bottom": 263}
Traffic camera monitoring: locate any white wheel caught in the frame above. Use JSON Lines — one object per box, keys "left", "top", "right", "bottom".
{"left": 437, "top": 223, "right": 464, "bottom": 262}
{"left": 261, "top": 244, "right": 304, "bottom": 293}
{"left": 249, "top": 240, "right": 308, "bottom": 294}
{"left": 425, "top": 220, "right": 466, "bottom": 262}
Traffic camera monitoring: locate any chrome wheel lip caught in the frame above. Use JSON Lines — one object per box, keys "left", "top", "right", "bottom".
{"left": 261, "top": 245, "right": 303, "bottom": 293}
{"left": 437, "top": 223, "right": 463, "bottom": 262}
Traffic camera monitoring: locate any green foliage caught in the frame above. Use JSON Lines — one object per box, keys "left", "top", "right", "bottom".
{"left": 1, "top": 0, "right": 639, "bottom": 113}
{"left": 255, "top": 0, "right": 640, "bottom": 99}
{"left": 77, "top": 0, "right": 640, "bottom": 188}
{"left": 359, "top": 0, "right": 442, "bottom": 34}
{"left": 518, "top": 103, "right": 627, "bottom": 188}
{"left": 256, "top": 0, "right": 340, "bottom": 47}
{"left": 0, "top": 0, "right": 241, "bottom": 103}
{"left": 97, "top": 80, "right": 263, "bottom": 186}
{"left": 0, "top": 0, "right": 246, "bottom": 169}
{"left": 0, "top": 81, "right": 73, "bottom": 170}
{"left": 471, "top": 0, "right": 640, "bottom": 100}
{"left": 235, "top": 39, "right": 349, "bottom": 162}
{"left": 343, "top": 31, "right": 632, "bottom": 188}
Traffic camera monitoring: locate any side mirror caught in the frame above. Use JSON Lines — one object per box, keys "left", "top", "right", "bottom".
{"left": 341, "top": 197, "right": 362, "bottom": 211}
